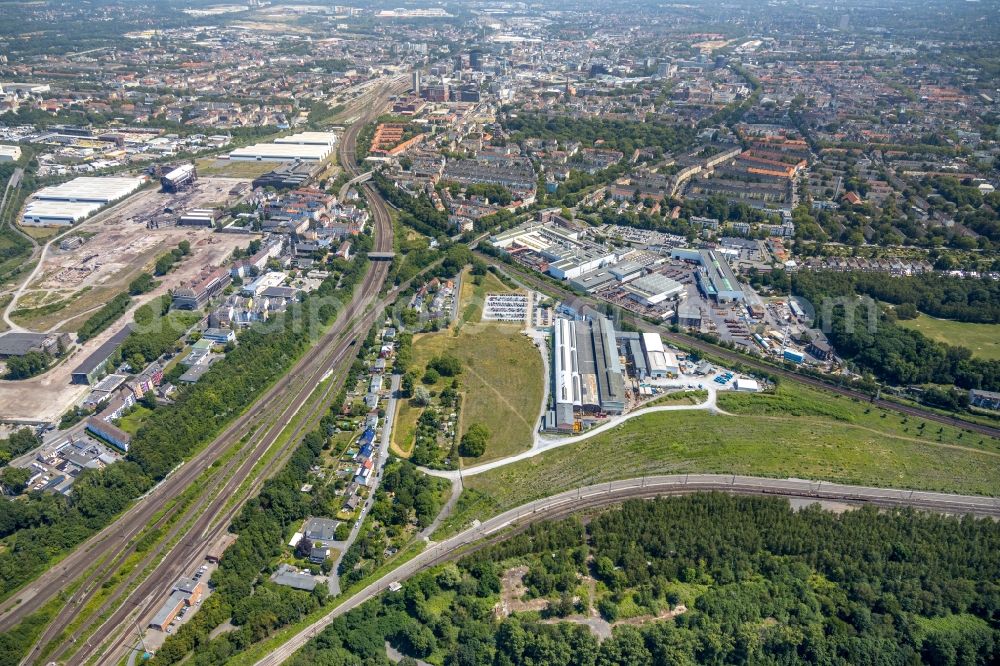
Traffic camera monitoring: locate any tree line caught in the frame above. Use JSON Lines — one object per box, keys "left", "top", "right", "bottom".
{"left": 289, "top": 493, "right": 1000, "bottom": 666}
{"left": 787, "top": 271, "right": 1000, "bottom": 391}
{"left": 0, "top": 252, "right": 373, "bottom": 661}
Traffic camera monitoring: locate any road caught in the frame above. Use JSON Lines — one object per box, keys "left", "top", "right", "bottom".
{"left": 484, "top": 257, "right": 1000, "bottom": 440}
{"left": 329, "top": 373, "right": 401, "bottom": 597}
{"left": 254, "top": 474, "right": 1000, "bottom": 666}
{"left": 2, "top": 77, "right": 407, "bottom": 665}
{"left": 424, "top": 386, "right": 720, "bottom": 480}
{"left": 62, "top": 78, "right": 409, "bottom": 666}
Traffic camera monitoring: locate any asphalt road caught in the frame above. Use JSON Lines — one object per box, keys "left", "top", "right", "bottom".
{"left": 3, "top": 77, "right": 409, "bottom": 665}
{"left": 254, "top": 474, "right": 1000, "bottom": 666}
{"left": 68, "top": 79, "right": 408, "bottom": 666}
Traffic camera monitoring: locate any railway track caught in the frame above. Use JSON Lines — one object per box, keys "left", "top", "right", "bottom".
{"left": 63, "top": 79, "right": 406, "bottom": 666}
{"left": 484, "top": 256, "right": 1000, "bottom": 440}
{"left": 2, "top": 79, "right": 406, "bottom": 665}
{"left": 255, "top": 474, "right": 1000, "bottom": 666}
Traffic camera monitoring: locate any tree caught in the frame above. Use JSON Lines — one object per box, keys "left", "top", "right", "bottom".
{"left": 0, "top": 467, "right": 31, "bottom": 495}
{"left": 459, "top": 423, "right": 490, "bottom": 457}
{"left": 429, "top": 354, "right": 462, "bottom": 377}
{"left": 412, "top": 386, "right": 431, "bottom": 407}
{"left": 128, "top": 272, "right": 157, "bottom": 295}
{"left": 5, "top": 351, "right": 51, "bottom": 379}
{"left": 421, "top": 367, "right": 439, "bottom": 385}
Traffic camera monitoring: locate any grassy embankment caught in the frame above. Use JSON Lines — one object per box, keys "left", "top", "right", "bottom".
{"left": 435, "top": 382, "right": 1000, "bottom": 537}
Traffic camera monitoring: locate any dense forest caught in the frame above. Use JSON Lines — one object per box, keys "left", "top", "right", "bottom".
{"left": 290, "top": 494, "right": 1000, "bottom": 666}
{"left": 791, "top": 271, "right": 1000, "bottom": 324}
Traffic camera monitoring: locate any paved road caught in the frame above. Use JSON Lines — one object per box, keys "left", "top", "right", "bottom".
{"left": 424, "top": 386, "right": 719, "bottom": 480}
{"left": 329, "top": 373, "right": 401, "bottom": 597}
{"left": 254, "top": 474, "right": 1000, "bottom": 666}
{"left": 485, "top": 257, "right": 1000, "bottom": 440}
{"left": 70, "top": 78, "right": 409, "bottom": 666}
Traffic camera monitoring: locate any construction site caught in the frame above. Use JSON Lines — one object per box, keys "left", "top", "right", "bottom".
{"left": 0, "top": 177, "right": 256, "bottom": 424}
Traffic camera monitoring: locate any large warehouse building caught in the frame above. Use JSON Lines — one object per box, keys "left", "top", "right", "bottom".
{"left": 273, "top": 131, "right": 338, "bottom": 146}
{"left": 552, "top": 316, "right": 626, "bottom": 430}
{"left": 22, "top": 176, "right": 146, "bottom": 226}
{"left": 229, "top": 132, "right": 338, "bottom": 162}
{"left": 672, "top": 248, "right": 744, "bottom": 303}
{"left": 161, "top": 164, "right": 197, "bottom": 192}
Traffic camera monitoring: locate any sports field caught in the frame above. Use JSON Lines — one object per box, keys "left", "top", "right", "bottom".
{"left": 437, "top": 383, "right": 1000, "bottom": 536}
{"left": 898, "top": 314, "right": 1000, "bottom": 360}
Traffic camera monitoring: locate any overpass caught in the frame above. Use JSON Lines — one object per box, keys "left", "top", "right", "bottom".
{"left": 338, "top": 170, "right": 372, "bottom": 200}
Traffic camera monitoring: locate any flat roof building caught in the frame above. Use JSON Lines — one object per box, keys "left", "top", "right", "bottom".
{"left": 22, "top": 176, "right": 145, "bottom": 226}
{"left": 71, "top": 325, "right": 133, "bottom": 385}
{"left": 0, "top": 144, "right": 22, "bottom": 162}
{"left": 625, "top": 273, "right": 684, "bottom": 306}
{"left": 552, "top": 315, "right": 626, "bottom": 430}
{"left": 273, "top": 131, "right": 338, "bottom": 146}
{"left": 31, "top": 176, "right": 146, "bottom": 203}
{"left": 0, "top": 331, "right": 69, "bottom": 358}
{"left": 229, "top": 143, "right": 332, "bottom": 162}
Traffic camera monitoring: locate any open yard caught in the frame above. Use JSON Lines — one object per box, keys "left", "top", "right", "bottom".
{"left": 194, "top": 158, "right": 276, "bottom": 179}
{"left": 458, "top": 268, "right": 517, "bottom": 325}
{"left": 399, "top": 324, "right": 545, "bottom": 465}
{"left": 11, "top": 178, "right": 250, "bottom": 332}
{"left": 437, "top": 382, "right": 1000, "bottom": 536}
{"left": 898, "top": 314, "right": 1000, "bottom": 360}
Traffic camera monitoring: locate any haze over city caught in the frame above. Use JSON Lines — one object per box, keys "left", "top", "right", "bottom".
{"left": 0, "top": 1, "right": 998, "bottom": 664}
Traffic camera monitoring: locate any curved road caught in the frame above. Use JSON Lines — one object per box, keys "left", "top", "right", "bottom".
{"left": 255, "top": 474, "right": 1000, "bottom": 666}
{"left": 425, "top": 388, "right": 720, "bottom": 480}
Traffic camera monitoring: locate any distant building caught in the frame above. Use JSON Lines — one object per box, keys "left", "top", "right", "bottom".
{"left": 0, "top": 144, "right": 22, "bottom": 162}
{"left": 969, "top": 389, "right": 1000, "bottom": 412}
{"left": 161, "top": 164, "right": 197, "bottom": 192}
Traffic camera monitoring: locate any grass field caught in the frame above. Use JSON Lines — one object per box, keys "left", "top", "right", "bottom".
{"left": 403, "top": 324, "right": 544, "bottom": 465}
{"left": 898, "top": 314, "right": 1000, "bottom": 360}
{"left": 116, "top": 406, "right": 153, "bottom": 435}
{"left": 17, "top": 225, "right": 58, "bottom": 241}
{"left": 194, "top": 158, "right": 275, "bottom": 178}
{"left": 458, "top": 268, "right": 517, "bottom": 325}
{"left": 391, "top": 398, "right": 420, "bottom": 458}
{"left": 435, "top": 382, "right": 1000, "bottom": 536}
